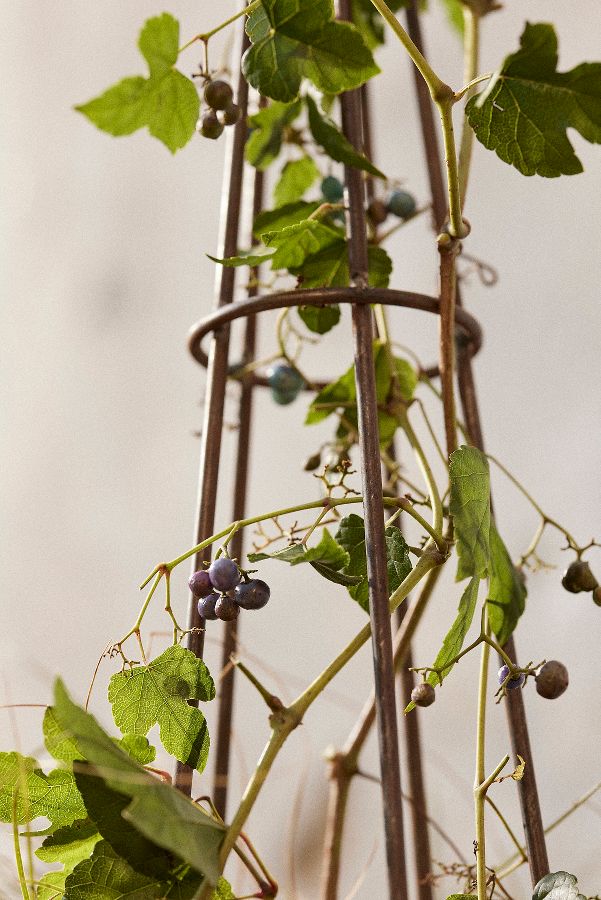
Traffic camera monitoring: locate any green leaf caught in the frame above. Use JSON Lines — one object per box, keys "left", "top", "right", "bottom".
{"left": 406, "top": 576, "right": 480, "bottom": 711}
{"left": 439, "top": 0, "right": 465, "bottom": 36}
{"left": 449, "top": 445, "right": 491, "bottom": 581}
{"left": 394, "top": 357, "right": 418, "bottom": 402}
{"left": 138, "top": 12, "right": 179, "bottom": 76}
{"left": 64, "top": 840, "right": 187, "bottom": 899}
{"left": 36, "top": 819, "right": 101, "bottom": 892}
{"left": 44, "top": 706, "right": 84, "bottom": 763}
{"left": 298, "top": 304, "right": 341, "bottom": 334}
{"left": 38, "top": 872, "right": 70, "bottom": 900}
{"left": 75, "top": 77, "right": 150, "bottom": 136}
{"left": 0, "top": 751, "right": 86, "bottom": 827}
{"left": 246, "top": 100, "right": 302, "bottom": 169}
{"left": 254, "top": 200, "right": 321, "bottom": 237}
{"left": 117, "top": 734, "right": 156, "bottom": 766}
{"left": 208, "top": 248, "right": 275, "bottom": 268}
{"left": 533, "top": 871, "right": 586, "bottom": 900}
{"left": 274, "top": 155, "right": 321, "bottom": 206}
{"left": 305, "top": 364, "right": 356, "bottom": 425}
{"left": 298, "top": 241, "right": 392, "bottom": 289}
{"left": 446, "top": 896, "right": 478, "bottom": 900}
{"left": 487, "top": 522, "right": 527, "bottom": 646}
{"left": 52, "top": 680, "right": 225, "bottom": 884}
{"left": 75, "top": 14, "right": 199, "bottom": 153}
{"left": 243, "top": 0, "right": 380, "bottom": 102}
{"left": 466, "top": 23, "right": 601, "bottom": 177}
{"left": 305, "top": 94, "right": 384, "bottom": 178}
{"left": 262, "top": 219, "right": 343, "bottom": 270}
{"left": 309, "top": 561, "right": 364, "bottom": 586}
{"left": 351, "top": 0, "right": 408, "bottom": 49}
{"left": 336, "top": 516, "right": 412, "bottom": 612}
{"left": 108, "top": 645, "right": 215, "bottom": 772}
{"left": 248, "top": 528, "right": 349, "bottom": 570}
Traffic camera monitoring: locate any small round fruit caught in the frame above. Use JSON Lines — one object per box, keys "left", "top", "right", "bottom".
{"left": 221, "top": 102, "right": 241, "bottom": 126}
{"left": 267, "top": 364, "right": 304, "bottom": 405}
{"left": 215, "top": 593, "right": 240, "bottom": 622}
{"left": 535, "top": 660, "right": 569, "bottom": 699}
{"left": 411, "top": 683, "right": 435, "bottom": 707}
{"left": 498, "top": 664, "right": 525, "bottom": 690}
{"left": 387, "top": 189, "right": 416, "bottom": 219}
{"left": 189, "top": 569, "right": 213, "bottom": 599}
{"left": 367, "top": 199, "right": 388, "bottom": 226}
{"left": 593, "top": 585, "right": 601, "bottom": 607}
{"left": 561, "top": 560, "right": 598, "bottom": 593}
{"left": 204, "top": 79, "right": 233, "bottom": 111}
{"left": 321, "top": 175, "right": 344, "bottom": 203}
{"left": 199, "top": 110, "right": 224, "bottom": 140}
{"left": 197, "top": 593, "right": 219, "bottom": 620}
{"left": 234, "top": 579, "right": 271, "bottom": 611}
{"left": 208, "top": 557, "right": 241, "bottom": 592}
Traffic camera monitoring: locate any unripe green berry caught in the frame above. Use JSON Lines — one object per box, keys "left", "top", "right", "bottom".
{"left": 535, "top": 660, "right": 569, "bottom": 699}
{"left": 411, "top": 682, "right": 435, "bottom": 707}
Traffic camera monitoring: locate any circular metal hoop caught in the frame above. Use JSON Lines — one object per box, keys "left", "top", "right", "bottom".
{"left": 188, "top": 286, "right": 483, "bottom": 387}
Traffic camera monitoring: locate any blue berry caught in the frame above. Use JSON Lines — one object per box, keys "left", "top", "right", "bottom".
{"left": 321, "top": 175, "right": 344, "bottom": 203}
{"left": 387, "top": 189, "right": 416, "bottom": 219}
{"left": 267, "top": 365, "right": 304, "bottom": 405}
{"left": 234, "top": 579, "right": 271, "bottom": 610}
{"left": 189, "top": 570, "right": 213, "bottom": 599}
{"left": 215, "top": 593, "right": 240, "bottom": 622}
{"left": 208, "top": 557, "right": 241, "bottom": 592}
{"left": 498, "top": 664, "right": 525, "bottom": 690}
{"left": 197, "top": 593, "right": 219, "bottom": 620}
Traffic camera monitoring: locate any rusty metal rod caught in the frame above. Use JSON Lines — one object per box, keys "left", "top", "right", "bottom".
{"left": 404, "top": 1, "right": 550, "bottom": 883}
{"left": 213, "top": 166, "right": 265, "bottom": 819}
{"left": 175, "top": 21, "right": 250, "bottom": 796}
{"left": 339, "top": 2, "right": 408, "bottom": 896}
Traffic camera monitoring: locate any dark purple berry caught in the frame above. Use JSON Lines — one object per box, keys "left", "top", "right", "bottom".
{"left": 304, "top": 451, "right": 322, "bottom": 472}
{"left": 204, "top": 80, "right": 233, "bottom": 111}
{"left": 234, "top": 579, "right": 271, "bottom": 611}
{"left": 208, "top": 557, "right": 241, "bottom": 592}
{"left": 198, "top": 109, "right": 224, "bottom": 140}
{"left": 535, "top": 660, "right": 569, "bottom": 699}
{"left": 561, "top": 560, "right": 598, "bottom": 593}
{"left": 387, "top": 189, "right": 416, "bottom": 219}
{"left": 197, "top": 593, "right": 219, "bottom": 620}
{"left": 215, "top": 593, "right": 240, "bottom": 622}
{"left": 189, "top": 570, "right": 213, "bottom": 599}
{"left": 267, "top": 364, "right": 304, "bottom": 405}
{"left": 411, "top": 683, "right": 435, "bottom": 707}
{"left": 593, "top": 585, "right": 601, "bottom": 607}
{"left": 367, "top": 199, "right": 388, "bottom": 226}
{"left": 321, "top": 175, "right": 344, "bottom": 203}
{"left": 498, "top": 664, "right": 525, "bottom": 690}
{"left": 221, "top": 102, "right": 241, "bottom": 126}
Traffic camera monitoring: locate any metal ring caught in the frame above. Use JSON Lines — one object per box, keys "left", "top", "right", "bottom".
{"left": 187, "top": 286, "right": 482, "bottom": 388}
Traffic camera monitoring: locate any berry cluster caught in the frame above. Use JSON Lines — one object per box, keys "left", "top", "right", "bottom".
{"left": 562, "top": 559, "right": 600, "bottom": 605}
{"left": 266, "top": 363, "right": 304, "bottom": 405}
{"left": 498, "top": 660, "right": 569, "bottom": 700}
{"left": 197, "top": 79, "right": 241, "bottom": 141}
{"left": 189, "top": 558, "right": 270, "bottom": 622}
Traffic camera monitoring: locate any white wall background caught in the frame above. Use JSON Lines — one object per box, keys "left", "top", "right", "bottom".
{"left": 1, "top": 2, "right": 600, "bottom": 898}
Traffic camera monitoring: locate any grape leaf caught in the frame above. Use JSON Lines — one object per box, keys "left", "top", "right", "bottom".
{"left": 336, "top": 516, "right": 412, "bottom": 612}
{"left": 0, "top": 751, "right": 86, "bottom": 827}
{"left": 254, "top": 200, "right": 321, "bottom": 236}
{"left": 405, "top": 576, "right": 480, "bottom": 711}
{"left": 487, "top": 522, "right": 526, "bottom": 646}
{"left": 36, "top": 819, "right": 101, "bottom": 894}
{"left": 446, "top": 896, "right": 478, "bottom": 900}
{"left": 297, "top": 242, "right": 392, "bottom": 289}
{"left": 439, "top": 0, "right": 465, "bottom": 36}
{"left": 351, "top": 0, "right": 408, "bottom": 49}
{"left": 76, "top": 14, "right": 199, "bottom": 153}
{"left": 533, "top": 871, "right": 586, "bottom": 900}
{"left": 246, "top": 99, "right": 302, "bottom": 169}
{"left": 466, "top": 22, "right": 601, "bottom": 177}
{"left": 44, "top": 706, "right": 84, "bottom": 764}
{"left": 305, "top": 95, "right": 385, "bottom": 178}
{"left": 248, "top": 528, "right": 349, "bottom": 569}
{"left": 117, "top": 734, "right": 156, "bottom": 766}
{"left": 274, "top": 156, "right": 321, "bottom": 206}
{"left": 108, "top": 645, "right": 215, "bottom": 773}
{"left": 449, "top": 445, "right": 491, "bottom": 581}
{"left": 243, "top": 0, "right": 380, "bottom": 103}
{"left": 298, "top": 304, "right": 341, "bottom": 334}
{"left": 52, "top": 680, "right": 225, "bottom": 884}
{"left": 262, "top": 219, "right": 344, "bottom": 269}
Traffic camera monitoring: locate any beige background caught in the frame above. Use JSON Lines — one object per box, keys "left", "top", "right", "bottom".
{"left": 1, "top": 2, "right": 600, "bottom": 898}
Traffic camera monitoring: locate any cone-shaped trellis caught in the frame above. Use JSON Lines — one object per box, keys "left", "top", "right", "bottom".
{"left": 175, "top": 2, "right": 550, "bottom": 897}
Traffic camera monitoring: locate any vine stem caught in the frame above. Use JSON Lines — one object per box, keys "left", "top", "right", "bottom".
{"left": 178, "top": 1, "right": 261, "bottom": 53}
{"left": 474, "top": 625, "right": 491, "bottom": 900}
{"left": 457, "top": 7, "right": 481, "bottom": 207}
{"left": 12, "top": 794, "right": 31, "bottom": 900}
{"left": 196, "top": 551, "right": 442, "bottom": 899}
